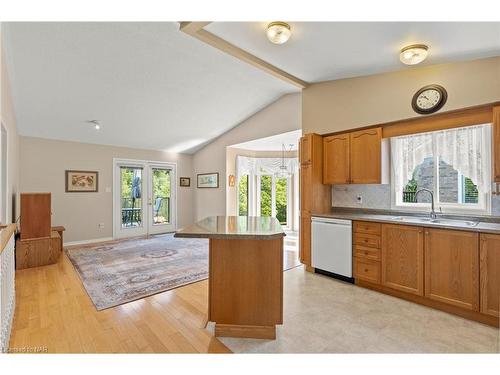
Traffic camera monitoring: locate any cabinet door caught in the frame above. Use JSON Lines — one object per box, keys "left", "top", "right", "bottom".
{"left": 299, "top": 213, "right": 311, "bottom": 266}
{"left": 299, "top": 135, "right": 312, "bottom": 165}
{"left": 381, "top": 224, "right": 424, "bottom": 296}
{"left": 493, "top": 106, "right": 500, "bottom": 182}
{"left": 480, "top": 233, "right": 500, "bottom": 317}
{"left": 323, "top": 133, "right": 350, "bottom": 184}
{"left": 350, "top": 127, "right": 381, "bottom": 184}
{"left": 300, "top": 163, "right": 312, "bottom": 213}
{"left": 425, "top": 228, "right": 479, "bottom": 311}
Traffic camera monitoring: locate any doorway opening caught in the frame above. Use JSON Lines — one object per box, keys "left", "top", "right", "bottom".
{"left": 227, "top": 130, "right": 301, "bottom": 269}
{"left": 113, "top": 159, "right": 176, "bottom": 239}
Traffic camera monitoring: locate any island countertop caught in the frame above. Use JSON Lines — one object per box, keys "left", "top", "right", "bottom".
{"left": 174, "top": 216, "right": 286, "bottom": 240}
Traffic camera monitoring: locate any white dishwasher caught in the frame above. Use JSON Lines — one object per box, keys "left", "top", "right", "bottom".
{"left": 311, "top": 217, "right": 353, "bottom": 281}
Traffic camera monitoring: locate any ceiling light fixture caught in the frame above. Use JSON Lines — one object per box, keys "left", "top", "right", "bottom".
{"left": 266, "top": 22, "right": 291, "bottom": 45}
{"left": 86, "top": 120, "right": 101, "bottom": 130}
{"left": 400, "top": 44, "right": 429, "bottom": 65}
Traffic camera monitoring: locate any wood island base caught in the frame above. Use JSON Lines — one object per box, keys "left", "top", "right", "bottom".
{"left": 215, "top": 324, "right": 276, "bottom": 339}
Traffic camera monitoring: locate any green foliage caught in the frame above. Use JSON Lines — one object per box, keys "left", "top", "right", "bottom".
{"left": 238, "top": 175, "right": 248, "bottom": 216}
{"left": 463, "top": 177, "right": 478, "bottom": 203}
{"left": 275, "top": 177, "right": 287, "bottom": 225}
{"left": 260, "top": 175, "right": 272, "bottom": 217}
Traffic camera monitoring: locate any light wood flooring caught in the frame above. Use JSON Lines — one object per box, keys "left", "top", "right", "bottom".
{"left": 9, "top": 253, "right": 231, "bottom": 353}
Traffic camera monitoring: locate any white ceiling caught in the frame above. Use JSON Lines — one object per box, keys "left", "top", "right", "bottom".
{"left": 2, "top": 22, "right": 297, "bottom": 153}
{"left": 206, "top": 22, "right": 500, "bottom": 82}
{"left": 230, "top": 129, "right": 301, "bottom": 151}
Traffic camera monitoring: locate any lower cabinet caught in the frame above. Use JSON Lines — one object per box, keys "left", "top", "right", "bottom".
{"left": 299, "top": 213, "right": 311, "bottom": 266}
{"left": 381, "top": 224, "right": 424, "bottom": 296}
{"left": 480, "top": 233, "right": 500, "bottom": 317}
{"left": 424, "top": 228, "right": 479, "bottom": 311}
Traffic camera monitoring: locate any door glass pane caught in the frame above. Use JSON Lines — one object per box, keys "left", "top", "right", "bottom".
{"left": 121, "top": 167, "right": 143, "bottom": 228}
{"left": 260, "top": 175, "right": 272, "bottom": 217}
{"left": 152, "top": 168, "right": 171, "bottom": 225}
{"left": 238, "top": 175, "right": 248, "bottom": 216}
{"left": 276, "top": 177, "right": 287, "bottom": 225}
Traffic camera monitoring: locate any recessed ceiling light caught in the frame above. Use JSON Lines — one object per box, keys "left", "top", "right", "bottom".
{"left": 400, "top": 44, "right": 429, "bottom": 65}
{"left": 266, "top": 22, "right": 291, "bottom": 45}
{"left": 86, "top": 120, "right": 101, "bottom": 130}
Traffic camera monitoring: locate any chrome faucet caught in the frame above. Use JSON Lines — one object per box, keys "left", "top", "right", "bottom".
{"left": 414, "top": 188, "right": 437, "bottom": 220}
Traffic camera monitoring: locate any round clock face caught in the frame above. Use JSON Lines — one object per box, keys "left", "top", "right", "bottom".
{"left": 416, "top": 89, "right": 441, "bottom": 110}
{"left": 412, "top": 85, "right": 447, "bottom": 114}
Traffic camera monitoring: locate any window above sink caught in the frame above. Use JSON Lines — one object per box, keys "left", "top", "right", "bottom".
{"left": 390, "top": 123, "right": 492, "bottom": 215}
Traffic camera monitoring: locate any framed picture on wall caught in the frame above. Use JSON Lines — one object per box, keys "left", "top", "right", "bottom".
{"left": 180, "top": 177, "right": 191, "bottom": 187}
{"left": 65, "top": 170, "right": 98, "bottom": 192}
{"left": 197, "top": 173, "right": 219, "bottom": 188}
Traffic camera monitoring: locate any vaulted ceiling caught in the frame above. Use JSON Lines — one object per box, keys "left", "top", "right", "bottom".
{"left": 3, "top": 22, "right": 499, "bottom": 153}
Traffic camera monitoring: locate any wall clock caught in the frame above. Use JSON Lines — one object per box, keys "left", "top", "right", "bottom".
{"left": 411, "top": 84, "right": 447, "bottom": 114}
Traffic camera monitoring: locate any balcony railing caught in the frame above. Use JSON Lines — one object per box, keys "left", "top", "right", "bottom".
{"left": 121, "top": 197, "right": 170, "bottom": 227}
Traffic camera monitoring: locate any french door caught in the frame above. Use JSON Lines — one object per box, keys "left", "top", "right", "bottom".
{"left": 113, "top": 159, "right": 176, "bottom": 238}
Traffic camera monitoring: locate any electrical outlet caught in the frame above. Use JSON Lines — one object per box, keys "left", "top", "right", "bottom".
{"left": 98, "top": 223, "right": 105, "bottom": 229}
{"left": 356, "top": 195, "right": 363, "bottom": 204}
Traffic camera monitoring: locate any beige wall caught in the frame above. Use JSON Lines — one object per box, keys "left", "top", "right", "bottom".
{"left": 303, "top": 56, "right": 500, "bottom": 134}
{"left": 225, "top": 148, "right": 298, "bottom": 216}
{"left": 1, "top": 32, "right": 20, "bottom": 224}
{"left": 19, "top": 136, "right": 194, "bottom": 243}
{"left": 192, "top": 93, "right": 301, "bottom": 221}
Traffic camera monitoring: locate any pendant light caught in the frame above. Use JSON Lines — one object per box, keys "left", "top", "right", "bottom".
{"left": 275, "top": 143, "right": 293, "bottom": 178}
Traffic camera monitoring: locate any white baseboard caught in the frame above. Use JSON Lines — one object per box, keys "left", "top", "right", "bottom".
{"left": 64, "top": 237, "right": 113, "bottom": 247}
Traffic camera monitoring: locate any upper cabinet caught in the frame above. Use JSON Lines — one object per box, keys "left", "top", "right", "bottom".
{"left": 493, "top": 105, "right": 500, "bottom": 182}
{"left": 323, "top": 133, "right": 350, "bottom": 184}
{"left": 299, "top": 135, "right": 312, "bottom": 165}
{"left": 323, "top": 127, "right": 383, "bottom": 184}
{"left": 350, "top": 128, "right": 382, "bottom": 184}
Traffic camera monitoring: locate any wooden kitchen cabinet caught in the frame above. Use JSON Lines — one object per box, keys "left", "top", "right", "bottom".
{"left": 350, "top": 128, "right": 382, "bottom": 184}
{"left": 299, "top": 134, "right": 331, "bottom": 270}
{"left": 480, "top": 233, "right": 500, "bottom": 317}
{"left": 323, "top": 133, "right": 350, "bottom": 184}
{"left": 299, "top": 213, "right": 311, "bottom": 265}
{"left": 493, "top": 105, "right": 500, "bottom": 182}
{"left": 299, "top": 134, "right": 312, "bottom": 165}
{"left": 323, "top": 127, "right": 382, "bottom": 184}
{"left": 425, "top": 228, "right": 479, "bottom": 311}
{"left": 381, "top": 224, "right": 424, "bottom": 296}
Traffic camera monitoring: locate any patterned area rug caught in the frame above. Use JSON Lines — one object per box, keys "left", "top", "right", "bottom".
{"left": 66, "top": 234, "right": 209, "bottom": 310}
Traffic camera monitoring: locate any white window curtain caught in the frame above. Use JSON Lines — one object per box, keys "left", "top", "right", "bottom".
{"left": 236, "top": 156, "right": 298, "bottom": 181}
{"left": 391, "top": 124, "right": 491, "bottom": 197}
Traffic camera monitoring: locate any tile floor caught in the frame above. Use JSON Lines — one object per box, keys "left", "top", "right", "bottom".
{"left": 215, "top": 267, "right": 500, "bottom": 353}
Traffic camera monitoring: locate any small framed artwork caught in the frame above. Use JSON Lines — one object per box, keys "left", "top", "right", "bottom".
{"left": 180, "top": 177, "right": 191, "bottom": 187}
{"left": 65, "top": 170, "right": 98, "bottom": 192}
{"left": 228, "top": 174, "right": 235, "bottom": 187}
{"left": 197, "top": 172, "right": 219, "bottom": 188}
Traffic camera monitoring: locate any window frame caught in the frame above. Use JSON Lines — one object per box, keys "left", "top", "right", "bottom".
{"left": 391, "top": 124, "right": 492, "bottom": 215}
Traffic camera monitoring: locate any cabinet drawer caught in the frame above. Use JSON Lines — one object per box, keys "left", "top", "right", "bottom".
{"left": 354, "top": 245, "right": 380, "bottom": 261}
{"left": 354, "top": 221, "right": 381, "bottom": 235}
{"left": 354, "top": 258, "right": 380, "bottom": 284}
{"left": 354, "top": 233, "right": 380, "bottom": 248}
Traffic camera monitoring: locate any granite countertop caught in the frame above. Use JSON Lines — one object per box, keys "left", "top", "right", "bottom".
{"left": 174, "top": 216, "right": 286, "bottom": 240}
{"left": 1, "top": 224, "right": 17, "bottom": 254}
{"left": 312, "top": 208, "right": 500, "bottom": 235}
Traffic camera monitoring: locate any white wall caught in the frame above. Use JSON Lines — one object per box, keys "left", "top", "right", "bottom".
{"left": 192, "top": 93, "right": 302, "bottom": 221}
{"left": 0, "top": 28, "right": 20, "bottom": 224}
{"left": 19, "top": 136, "right": 194, "bottom": 243}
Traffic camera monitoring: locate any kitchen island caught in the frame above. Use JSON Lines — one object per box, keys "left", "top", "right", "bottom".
{"left": 175, "top": 216, "right": 285, "bottom": 339}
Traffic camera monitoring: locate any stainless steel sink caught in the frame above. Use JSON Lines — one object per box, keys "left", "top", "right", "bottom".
{"left": 389, "top": 216, "right": 479, "bottom": 227}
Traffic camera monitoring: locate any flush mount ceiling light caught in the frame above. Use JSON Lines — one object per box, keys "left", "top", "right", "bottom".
{"left": 86, "top": 120, "right": 101, "bottom": 130}
{"left": 266, "top": 22, "right": 291, "bottom": 44}
{"left": 400, "top": 44, "right": 429, "bottom": 65}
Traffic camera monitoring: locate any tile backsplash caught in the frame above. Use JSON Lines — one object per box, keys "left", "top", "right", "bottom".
{"left": 332, "top": 184, "right": 500, "bottom": 217}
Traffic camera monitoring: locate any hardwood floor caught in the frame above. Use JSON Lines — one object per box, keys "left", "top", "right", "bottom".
{"left": 9, "top": 253, "right": 231, "bottom": 353}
